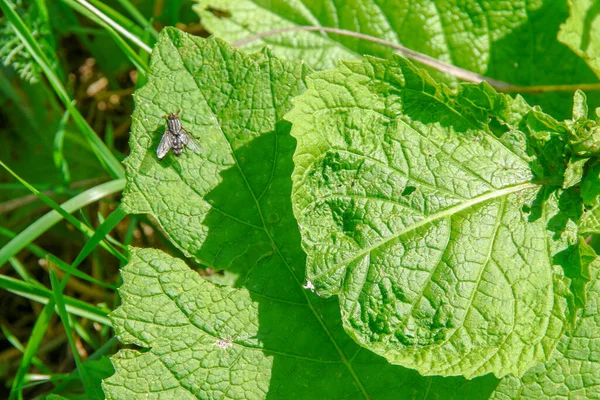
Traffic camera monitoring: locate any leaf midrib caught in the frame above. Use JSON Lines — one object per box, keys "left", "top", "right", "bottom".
{"left": 169, "top": 38, "right": 372, "bottom": 399}
{"left": 311, "top": 182, "right": 538, "bottom": 283}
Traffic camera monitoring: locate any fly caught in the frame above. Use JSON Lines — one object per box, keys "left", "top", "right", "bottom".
{"left": 156, "top": 113, "right": 202, "bottom": 159}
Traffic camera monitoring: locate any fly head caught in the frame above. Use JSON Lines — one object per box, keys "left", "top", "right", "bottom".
{"left": 166, "top": 113, "right": 182, "bottom": 134}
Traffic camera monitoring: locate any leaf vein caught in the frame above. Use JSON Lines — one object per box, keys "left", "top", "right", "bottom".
{"left": 311, "top": 183, "right": 537, "bottom": 284}
{"left": 170, "top": 39, "right": 371, "bottom": 398}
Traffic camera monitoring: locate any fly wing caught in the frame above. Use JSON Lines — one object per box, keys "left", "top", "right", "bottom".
{"left": 180, "top": 129, "right": 202, "bottom": 154}
{"left": 156, "top": 131, "right": 172, "bottom": 159}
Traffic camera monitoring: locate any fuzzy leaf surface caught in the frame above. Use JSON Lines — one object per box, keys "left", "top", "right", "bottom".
{"left": 287, "top": 55, "right": 575, "bottom": 378}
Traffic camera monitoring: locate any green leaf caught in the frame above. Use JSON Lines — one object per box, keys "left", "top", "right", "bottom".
{"left": 567, "top": 90, "right": 600, "bottom": 159}
{"left": 491, "top": 255, "right": 600, "bottom": 399}
{"left": 287, "top": 55, "right": 576, "bottom": 378}
{"left": 580, "top": 204, "right": 600, "bottom": 236}
{"left": 121, "top": 28, "right": 309, "bottom": 273}
{"left": 80, "top": 357, "right": 115, "bottom": 398}
{"left": 113, "top": 28, "right": 503, "bottom": 398}
{"left": 195, "top": 0, "right": 360, "bottom": 70}
{"left": 491, "top": 1, "right": 600, "bottom": 120}
{"left": 553, "top": 237, "right": 594, "bottom": 311}
{"left": 558, "top": 0, "right": 600, "bottom": 78}
{"left": 194, "top": 0, "right": 500, "bottom": 82}
{"left": 195, "top": 0, "right": 600, "bottom": 119}
{"left": 563, "top": 156, "right": 589, "bottom": 189}
{"left": 104, "top": 247, "right": 500, "bottom": 399}
{"left": 573, "top": 89, "right": 589, "bottom": 120}
{"left": 581, "top": 162, "right": 600, "bottom": 206}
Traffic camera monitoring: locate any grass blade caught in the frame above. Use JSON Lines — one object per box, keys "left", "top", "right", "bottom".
{"left": 0, "top": 160, "right": 125, "bottom": 266}
{"left": 4, "top": 241, "right": 113, "bottom": 399}
{"left": 8, "top": 298, "right": 55, "bottom": 400}
{"left": 86, "top": 0, "right": 155, "bottom": 39}
{"left": 1, "top": 325, "right": 50, "bottom": 374}
{"left": 112, "top": 0, "right": 158, "bottom": 39}
{"left": 61, "top": 0, "right": 149, "bottom": 73}
{"left": 71, "top": 206, "right": 128, "bottom": 269}
{"left": 18, "top": 373, "right": 77, "bottom": 390}
{"left": 72, "top": 319, "right": 100, "bottom": 350}
{"left": 0, "top": 274, "right": 110, "bottom": 324}
{"left": 72, "top": 0, "right": 151, "bottom": 54}
{"left": 7, "top": 257, "right": 39, "bottom": 285}
{"left": 105, "top": 119, "right": 114, "bottom": 150}
{"left": 49, "top": 271, "right": 100, "bottom": 399}
{"left": 0, "top": 227, "right": 117, "bottom": 289}
{"left": 53, "top": 107, "right": 71, "bottom": 186}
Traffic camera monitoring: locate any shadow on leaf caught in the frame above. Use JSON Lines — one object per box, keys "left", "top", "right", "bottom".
{"left": 198, "top": 119, "right": 501, "bottom": 398}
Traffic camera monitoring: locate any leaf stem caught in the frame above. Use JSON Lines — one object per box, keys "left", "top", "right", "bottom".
{"left": 111, "top": 0, "right": 159, "bottom": 39}
{"left": 63, "top": 0, "right": 149, "bottom": 73}
{"left": 75, "top": 0, "right": 152, "bottom": 54}
{"left": 233, "top": 26, "right": 600, "bottom": 94}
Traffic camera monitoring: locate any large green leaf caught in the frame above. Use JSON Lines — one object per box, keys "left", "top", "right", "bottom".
{"left": 194, "top": 0, "right": 499, "bottom": 80}
{"left": 121, "top": 28, "right": 309, "bottom": 274}
{"left": 490, "top": 256, "right": 600, "bottom": 399}
{"left": 194, "top": 0, "right": 600, "bottom": 119}
{"left": 104, "top": 248, "right": 500, "bottom": 399}
{"left": 287, "top": 55, "right": 578, "bottom": 378}
{"left": 196, "top": 0, "right": 360, "bottom": 69}
{"left": 112, "top": 28, "right": 502, "bottom": 399}
{"left": 558, "top": 0, "right": 600, "bottom": 79}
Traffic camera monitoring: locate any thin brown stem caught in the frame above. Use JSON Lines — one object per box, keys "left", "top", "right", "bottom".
{"left": 233, "top": 26, "right": 600, "bottom": 94}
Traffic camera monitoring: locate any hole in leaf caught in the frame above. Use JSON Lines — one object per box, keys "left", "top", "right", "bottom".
{"left": 207, "top": 7, "right": 231, "bottom": 18}
{"left": 402, "top": 186, "right": 416, "bottom": 196}
{"left": 489, "top": 116, "right": 509, "bottom": 138}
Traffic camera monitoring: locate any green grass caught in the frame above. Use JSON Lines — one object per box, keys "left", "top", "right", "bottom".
{"left": 0, "top": 1, "right": 124, "bottom": 180}
{"left": 0, "top": 1, "right": 170, "bottom": 397}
